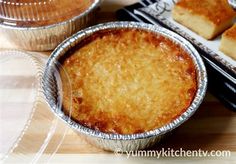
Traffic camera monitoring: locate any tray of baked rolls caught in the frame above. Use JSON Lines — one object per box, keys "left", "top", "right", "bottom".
{"left": 117, "top": 0, "right": 236, "bottom": 110}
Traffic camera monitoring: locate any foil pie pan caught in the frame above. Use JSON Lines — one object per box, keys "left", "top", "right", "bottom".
{"left": 0, "top": 0, "right": 101, "bottom": 51}
{"left": 42, "top": 22, "right": 208, "bottom": 151}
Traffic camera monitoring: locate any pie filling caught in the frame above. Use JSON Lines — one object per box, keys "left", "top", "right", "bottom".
{"left": 60, "top": 28, "right": 197, "bottom": 134}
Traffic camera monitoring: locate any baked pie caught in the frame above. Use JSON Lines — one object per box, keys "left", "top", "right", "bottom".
{"left": 60, "top": 28, "right": 197, "bottom": 134}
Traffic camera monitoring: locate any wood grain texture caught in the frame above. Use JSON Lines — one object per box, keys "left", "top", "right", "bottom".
{"left": 0, "top": 0, "right": 235, "bottom": 163}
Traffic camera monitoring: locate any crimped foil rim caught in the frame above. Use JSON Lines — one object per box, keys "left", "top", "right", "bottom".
{"left": 0, "top": 0, "right": 101, "bottom": 30}
{"left": 42, "top": 21, "right": 208, "bottom": 140}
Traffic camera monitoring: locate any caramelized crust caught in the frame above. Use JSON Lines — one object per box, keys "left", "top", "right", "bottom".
{"left": 60, "top": 29, "right": 197, "bottom": 134}
{"left": 0, "top": 0, "right": 94, "bottom": 27}
{"left": 224, "top": 24, "right": 236, "bottom": 39}
{"left": 175, "top": 0, "right": 235, "bottom": 25}
{"left": 220, "top": 24, "right": 236, "bottom": 59}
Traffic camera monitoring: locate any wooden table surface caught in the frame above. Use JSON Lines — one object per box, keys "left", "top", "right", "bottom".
{"left": 0, "top": 0, "right": 236, "bottom": 163}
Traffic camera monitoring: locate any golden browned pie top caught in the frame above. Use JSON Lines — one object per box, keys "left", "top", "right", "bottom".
{"left": 60, "top": 29, "right": 197, "bottom": 134}
{"left": 0, "top": 0, "right": 94, "bottom": 27}
{"left": 223, "top": 24, "right": 236, "bottom": 39}
{"left": 175, "top": 0, "right": 236, "bottom": 25}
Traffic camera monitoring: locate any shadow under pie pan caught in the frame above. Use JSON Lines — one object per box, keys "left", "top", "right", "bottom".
{"left": 42, "top": 21, "right": 208, "bottom": 151}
